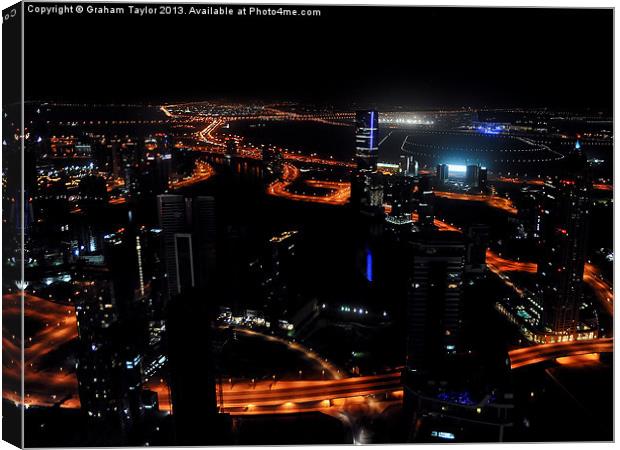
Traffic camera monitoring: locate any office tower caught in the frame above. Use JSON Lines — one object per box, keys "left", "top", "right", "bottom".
{"left": 192, "top": 196, "right": 217, "bottom": 289}
{"left": 354, "top": 110, "right": 379, "bottom": 171}
{"left": 351, "top": 171, "right": 384, "bottom": 214}
{"left": 259, "top": 230, "right": 299, "bottom": 328}
{"left": 158, "top": 195, "right": 217, "bottom": 298}
{"left": 465, "top": 224, "right": 489, "bottom": 273}
{"left": 436, "top": 164, "right": 449, "bottom": 184}
{"left": 466, "top": 164, "right": 480, "bottom": 187}
{"left": 416, "top": 174, "right": 436, "bottom": 230}
{"left": 535, "top": 142, "right": 591, "bottom": 341}
{"left": 157, "top": 195, "right": 188, "bottom": 298}
{"left": 173, "top": 233, "right": 195, "bottom": 293}
{"left": 400, "top": 154, "right": 418, "bottom": 177}
{"left": 478, "top": 167, "right": 488, "bottom": 191}
{"left": 406, "top": 231, "right": 465, "bottom": 370}
{"left": 385, "top": 174, "right": 416, "bottom": 225}
{"left": 73, "top": 269, "right": 144, "bottom": 443}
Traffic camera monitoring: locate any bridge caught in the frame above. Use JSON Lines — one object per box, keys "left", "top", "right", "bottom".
{"left": 218, "top": 372, "right": 402, "bottom": 415}
{"left": 508, "top": 337, "right": 613, "bottom": 369}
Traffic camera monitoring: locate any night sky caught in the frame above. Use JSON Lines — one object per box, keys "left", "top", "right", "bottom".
{"left": 24, "top": 4, "right": 613, "bottom": 110}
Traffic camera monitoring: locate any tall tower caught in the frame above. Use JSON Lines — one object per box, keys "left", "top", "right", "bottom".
{"left": 535, "top": 141, "right": 591, "bottom": 341}
{"left": 436, "top": 164, "right": 449, "bottom": 184}
{"left": 192, "top": 196, "right": 217, "bottom": 289}
{"left": 354, "top": 110, "right": 379, "bottom": 171}
{"left": 157, "top": 195, "right": 188, "bottom": 298}
{"left": 406, "top": 231, "right": 465, "bottom": 370}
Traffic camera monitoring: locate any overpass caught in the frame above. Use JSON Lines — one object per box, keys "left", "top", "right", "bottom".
{"left": 218, "top": 372, "right": 402, "bottom": 415}
{"left": 508, "top": 337, "right": 613, "bottom": 369}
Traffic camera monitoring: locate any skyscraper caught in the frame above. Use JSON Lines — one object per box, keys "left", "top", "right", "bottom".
{"left": 354, "top": 110, "right": 379, "bottom": 171}
{"left": 192, "top": 196, "right": 217, "bottom": 289}
{"left": 157, "top": 195, "right": 217, "bottom": 298}
{"left": 406, "top": 231, "right": 465, "bottom": 370}
{"left": 400, "top": 154, "right": 418, "bottom": 177}
{"left": 478, "top": 167, "right": 488, "bottom": 191}
{"left": 415, "top": 175, "right": 436, "bottom": 230}
{"left": 535, "top": 142, "right": 591, "bottom": 341}
{"left": 466, "top": 165, "right": 480, "bottom": 188}
{"left": 157, "top": 195, "right": 188, "bottom": 298}
{"left": 436, "top": 164, "right": 449, "bottom": 184}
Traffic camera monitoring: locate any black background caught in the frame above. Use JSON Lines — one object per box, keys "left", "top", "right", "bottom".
{"left": 24, "top": 4, "right": 613, "bottom": 110}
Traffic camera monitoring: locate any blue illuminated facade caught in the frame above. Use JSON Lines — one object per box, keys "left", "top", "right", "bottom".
{"left": 355, "top": 110, "right": 379, "bottom": 171}
{"left": 365, "top": 247, "right": 373, "bottom": 282}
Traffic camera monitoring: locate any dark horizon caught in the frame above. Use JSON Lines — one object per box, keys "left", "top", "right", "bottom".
{"left": 23, "top": 4, "right": 613, "bottom": 111}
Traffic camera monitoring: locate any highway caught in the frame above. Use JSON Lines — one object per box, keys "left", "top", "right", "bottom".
{"left": 3, "top": 292, "right": 80, "bottom": 409}
{"left": 267, "top": 163, "right": 351, "bottom": 205}
{"left": 508, "top": 337, "right": 613, "bottom": 369}
{"left": 218, "top": 372, "right": 402, "bottom": 415}
{"left": 434, "top": 190, "right": 517, "bottom": 215}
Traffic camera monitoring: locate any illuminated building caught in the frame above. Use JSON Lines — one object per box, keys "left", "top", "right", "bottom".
{"left": 157, "top": 195, "right": 190, "bottom": 298}
{"left": 252, "top": 230, "right": 299, "bottom": 329}
{"left": 73, "top": 268, "right": 145, "bottom": 442}
{"left": 192, "top": 196, "right": 217, "bottom": 289}
{"left": 354, "top": 110, "right": 379, "bottom": 171}
{"left": 415, "top": 175, "right": 436, "bottom": 230}
{"left": 157, "top": 195, "right": 217, "bottom": 298}
{"left": 436, "top": 164, "right": 449, "bottom": 184}
{"left": 385, "top": 174, "right": 415, "bottom": 226}
{"left": 400, "top": 155, "right": 418, "bottom": 177}
{"left": 478, "top": 167, "right": 488, "bottom": 191}
{"left": 534, "top": 141, "right": 592, "bottom": 341}
{"left": 406, "top": 231, "right": 465, "bottom": 370}
{"left": 351, "top": 171, "right": 384, "bottom": 215}
{"left": 466, "top": 165, "right": 480, "bottom": 187}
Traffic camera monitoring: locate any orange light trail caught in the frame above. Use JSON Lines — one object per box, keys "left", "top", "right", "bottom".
{"left": 434, "top": 190, "right": 517, "bottom": 215}
{"left": 170, "top": 160, "right": 215, "bottom": 189}
{"left": 267, "top": 163, "right": 350, "bottom": 205}
{"left": 3, "top": 292, "right": 80, "bottom": 409}
{"left": 508, "top": 337, "right": 613, "bottom": 369}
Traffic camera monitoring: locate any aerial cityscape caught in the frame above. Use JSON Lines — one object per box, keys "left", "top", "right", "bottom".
{"left": 2, "top": 3, "right": 613, "bottom": 447}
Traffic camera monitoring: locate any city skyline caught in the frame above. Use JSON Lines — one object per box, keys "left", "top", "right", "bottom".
{"left": 2, "top": 2, "right": 614, "bottom": 447}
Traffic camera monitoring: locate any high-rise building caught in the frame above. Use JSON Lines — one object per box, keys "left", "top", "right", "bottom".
{"left": 400, "top": 155, "right": 418, "bottom": 177}
{"left": 385, "top": 174, "right": 415, "bottom": 226}
{"left": 534, "top": 142, "right": 591, "bottom": 341}
{"left": 354, "top": 110, "right": 379, "bottom": 171}
{"left": 192, "top": 196, "right": 217, "bottom": 289}
{"left": 478, "top": 167, "right": 488, "bottom": 191}
{"left": 406, "top": 231, "right": 465, "bottom": 370}
{"left": 436, "top": 164, "right": 449, "bottom": 184}
{"left": 157, "top": 195, "right": 189, "bottom": 298}
{"left": 466, "top": 165, "right": 480, "bottom": 187}
{"left": 73, "top": 268, "right": 145, "bottom": 444}
{"left": 416, "top": 175, "right": 436, "bottom": 230}
{"left": 351, "top": 171, "right": 384, "bottom": 215}
{"left": 157, "top": 195, "right": 217, "bottom": 298}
